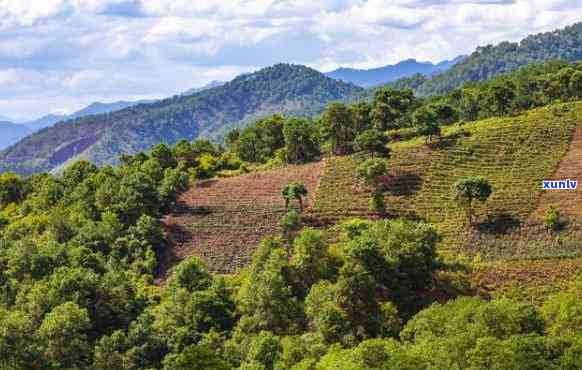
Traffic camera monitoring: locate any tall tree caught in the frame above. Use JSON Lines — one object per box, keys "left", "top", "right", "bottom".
{"left": 372, "top": 88, "right": 415, "bottom": 131}
{"left": 322, "top": 102, "right": 357, "bottom": 155}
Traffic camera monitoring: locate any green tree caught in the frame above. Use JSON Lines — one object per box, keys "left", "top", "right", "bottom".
{"left": 413, "top": 106, "right": 441, "bottom": 144}
{"left": 37, "top": 302, "right": 91, "bottom": 369}
{"left": 486, "top": 81, "right": 516, "bottom": 116}
{"left": 169, "top": 257, "right": 213, "bottom": 292}
{"left": 461, "top": 88, "right": 482, "bottom": 121}
{"left": 356, "top": 158, "right": 387, "bottom": 214}
{"left": 453, "top": 176, "right": 493, "bottom": 225}
{"left": 0, "top": 172, "right": 23, "bottom": 208}
{"left": 150, "top": 143, "right": 178, "bottom": 169}
{"left": 350, "top": 101, "right": 373, "bottom": 133}
{"left": 372, "top": 88, "right": 415, "bottom": 131}
{"left": 322, "top": 102, "right": 357, "bottom": 155}
{"left": 61, "top": 160, "right": 98, "bottom": 189}
{"left": 354, "top": 129, "right": 390, "bottom": 157}
{"left": 283, "top": 118, "right": 320, "bottom": 164}
{"left": 281, "top": 183, "right": 308, "bottom": 212}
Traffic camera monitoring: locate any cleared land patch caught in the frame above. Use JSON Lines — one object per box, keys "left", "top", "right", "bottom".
{"left": 159, "top": 161, "right": 323, "bottom": 278}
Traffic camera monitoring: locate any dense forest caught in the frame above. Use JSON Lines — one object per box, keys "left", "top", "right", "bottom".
{"left": 411, "top": 22, "right": 582, "bottom": 96}
{"left": 0, "top": 60, "right": 581, "bottom": 369}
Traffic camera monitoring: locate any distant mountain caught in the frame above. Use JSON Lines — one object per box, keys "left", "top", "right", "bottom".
{"left": 24, "top": 100, "right": 156, "bottom": 132}
{"left": 324, "top": 56, "right": 465, "bottom": 87}
{"left": 24, "top": 114, "right": 69, "bottom": 131}
{"left": 0, "top": 64, "right": 363, "bottom": 174}
{"left": 415, "top": 22, "right": 582, "bottom": 96}
{"left": 0, "top": 121, "right": 31, "bottom": 150}
{"left": 182, "top": 81, "right": 226, "bottom": 96}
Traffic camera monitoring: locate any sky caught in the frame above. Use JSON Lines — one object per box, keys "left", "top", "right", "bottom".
{"left": 0, "top": 0, "right": 581, "bottom": 120}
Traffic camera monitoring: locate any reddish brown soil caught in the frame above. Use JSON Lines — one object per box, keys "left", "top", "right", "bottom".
{"left": 532, "top": 125, "right": 582, "bottom": 222}
{"left": 157, "top": 161, "right": 324, "bottom": 280}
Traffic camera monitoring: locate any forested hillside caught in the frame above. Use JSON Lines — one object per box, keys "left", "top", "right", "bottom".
{"left": 0, "top": 64, "right": 362, "bottom": 175}
{"left": 1, "top": 59, "right": 582, "bottom": 369}
{"left": 413, "top": 22, "right": 582, "bottom": 95}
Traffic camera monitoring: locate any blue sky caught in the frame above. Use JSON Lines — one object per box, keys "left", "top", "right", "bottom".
{"left": 0, "top": 0, "right": 581, "bottom": 120}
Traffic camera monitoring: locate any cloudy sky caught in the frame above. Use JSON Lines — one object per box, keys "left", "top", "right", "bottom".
{"left": 0, "top": 0, "right": 581, "bottom": 120}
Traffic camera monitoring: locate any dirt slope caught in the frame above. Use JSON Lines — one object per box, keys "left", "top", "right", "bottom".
{"left": 158, "top": 162, "right": 323, "bottom": 279}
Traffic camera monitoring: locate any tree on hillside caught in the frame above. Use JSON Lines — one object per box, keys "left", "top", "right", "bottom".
{"left": 487, "top": 81, "right": 516, "bottom": 116}
{"left": 354, "top": 129, "right": 390, "bottom": 157}
{"left": 357, "top": 158, "right": 388, "bottom": 214}
{"left": 413, "top": 106, "right": 441, "bottom": 145}
{"left": 0, "top": 172, "right": 24, "bottom": 208}
{"left": 350, "top": 101, "right": 373, "bottom": 133}
{"left": 283, "top": 118, "right": 320, "bottom": 164}
{"left": 281, "top": 183, "right": 308, "bottom": 212}
{"left": 570, "top": 70, "right": 582, "bottom": 99}
{"left": 453, "top": 177, "right": 493, "bottom": 225}
{"left": 372, "top": 88, "right": 415, "bottom": 131}
{"left": 321, "top": 102, "right": 357, "bottom": 155}
{"left": 460, "top": 88, "right": 482, "bottom": 121}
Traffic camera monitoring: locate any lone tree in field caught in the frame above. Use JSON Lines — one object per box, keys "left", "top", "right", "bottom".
{"left": 357, "top": 158, "right": 388, "bottom": 214}
{"left": 281, "top": 183, "right": 308, "bottom": 212}
{"left": 413, "top": 106, "right": 442, "bottom": 145}
{"left": 453, "top": 177, "right": 493, "bottom": 225}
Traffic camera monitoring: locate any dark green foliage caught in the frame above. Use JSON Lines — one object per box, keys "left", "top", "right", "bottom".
{"left": 415, "top": 22, "right": 582, "bottom": 96}
{"left": 321, "top": 102, "right": 357, "bottom": 154}
{"left": 0, "top": 172, "right": 23, "bottom": 208}
{"left": 283, "top": 118, "right": 320, "bottom": 164}
{"left": 354, "top": 129, "right": 390, "bottom": 157}
{"left": 372, "top": 88, "right": 415, "bottom": 130}
{"left": 453, "top": 176, "right": 493, "bottom": 224}
{"left": 168, "top": 257, "right": 212, "bottom": 292}
{"left": 281, "top": 183, "right": 308, "bottom": 211}
{"left": 229, "top": 115, "right": 286, "bottom": 163}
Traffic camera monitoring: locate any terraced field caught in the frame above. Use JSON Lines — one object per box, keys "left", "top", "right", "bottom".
{"left": 312, "top": 102, "right": 582, "bottom": 255}
{"left": 159, "top": 162, "right": 323, "bottom": 278}
{"left": 161, "top": 102, "right": 582, "bottom": 285}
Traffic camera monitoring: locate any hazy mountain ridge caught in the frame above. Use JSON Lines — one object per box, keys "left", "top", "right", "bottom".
{"left": 0, "top": 64, "right": 363, "bottom": 174}
{"left": 0, "top": 121, "right": 31, "bottom": 150}
{"left": 325, "top": 56, "right": 465, "bottom": 87}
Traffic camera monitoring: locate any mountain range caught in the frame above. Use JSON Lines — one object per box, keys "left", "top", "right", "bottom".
{"left": 324, "top": 56, "right": 465, "bottom": 87}
{"left": 0, "top": 100, "right": 157, "bottom": 150}
{"left": 1, "top": 21, "right": 582, "bottom": 175}
{"left": 0, "top": 64, "right": 363, "bottom": 174}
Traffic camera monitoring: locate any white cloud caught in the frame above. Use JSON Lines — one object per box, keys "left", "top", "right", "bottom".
{"left": 0, "top": 0, "right": 581, "bottom": 117}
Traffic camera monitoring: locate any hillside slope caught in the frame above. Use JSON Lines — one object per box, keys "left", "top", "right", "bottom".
{"left": 160, "top": 162, "right": 323, "bottom": 276}
{"left": 0, "top": 64, "right": 362, "bottom": 175}
{"left": 312, "top": 102, "right": 582, "bottom": 259}
{"left": 409, "top": 22, "right": 582, "bottom": 95}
